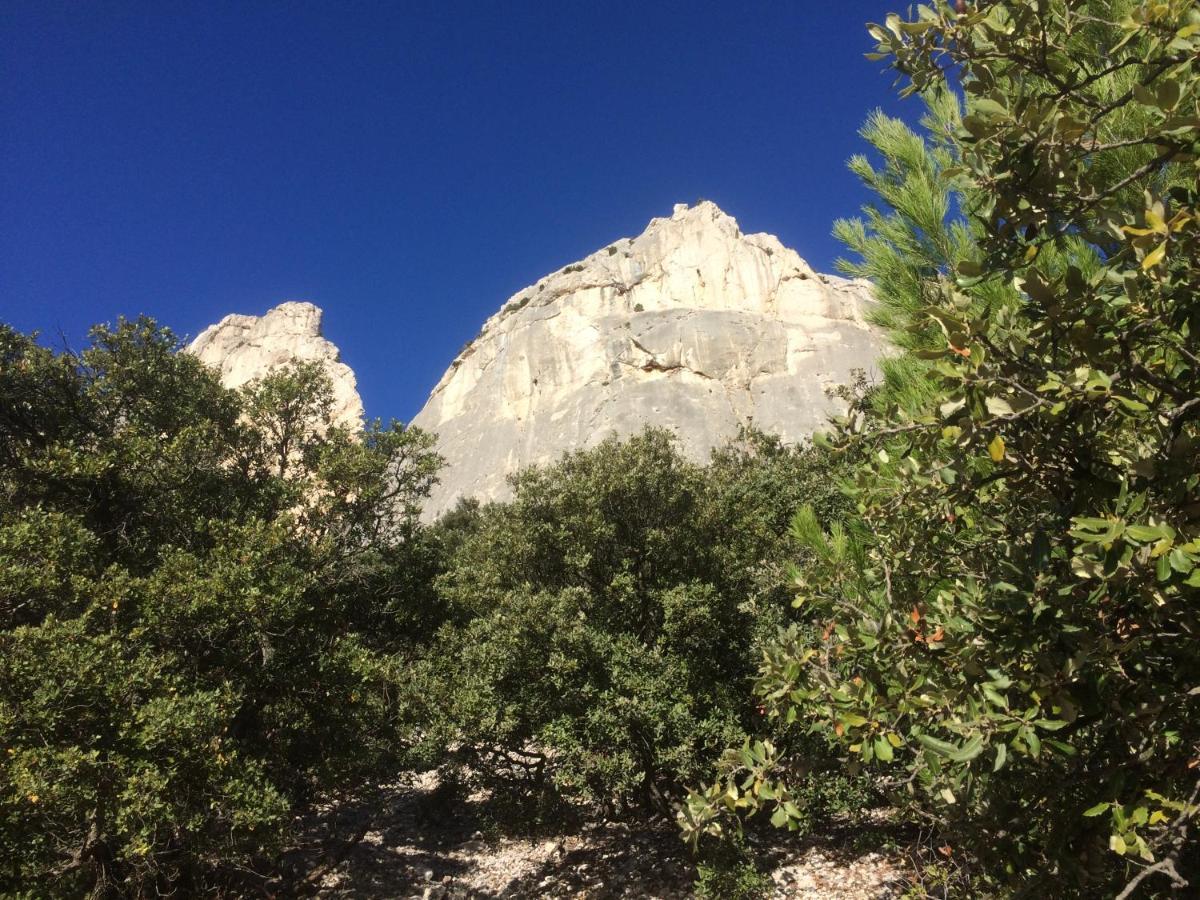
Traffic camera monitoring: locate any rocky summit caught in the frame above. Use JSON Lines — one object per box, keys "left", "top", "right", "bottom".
{"left": 188, "top": 300, "right": 364, "bottom": 429}
{"left": 411, "top": 201, "right": 883, "bottom": 519}
{"left": 188, "top": 204, "right": 885, "bottom": 519}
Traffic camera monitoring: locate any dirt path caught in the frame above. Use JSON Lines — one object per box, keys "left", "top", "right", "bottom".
{"left": 283, "top": 772, "right": 907, "bottom": 899}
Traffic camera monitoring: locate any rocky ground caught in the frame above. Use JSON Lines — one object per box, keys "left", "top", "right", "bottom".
{"left": 281, "top": 772, "right": 909, "bottom": 899}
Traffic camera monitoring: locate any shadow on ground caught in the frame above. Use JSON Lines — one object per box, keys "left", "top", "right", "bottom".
{"left": 276, "top": 772, "right": 908, "bottom": 899}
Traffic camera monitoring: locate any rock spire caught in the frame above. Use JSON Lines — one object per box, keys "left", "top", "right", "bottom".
{"left": 188, "top": 300, "right": 364, "bottom": 429}
{"left": 411, "top": 201, "right": 882, "bottom": 519}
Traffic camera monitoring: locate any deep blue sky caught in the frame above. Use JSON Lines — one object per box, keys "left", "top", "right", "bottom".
{"left": 3, "top": 1, "right": 913, "bottom": 421}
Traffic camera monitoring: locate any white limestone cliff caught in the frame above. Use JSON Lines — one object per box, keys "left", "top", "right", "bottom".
{"left": 188, "top": 301, "right": 364, "bottom": 429}
{"left": 412, "top": 201, "right": 883, "bottom": 519}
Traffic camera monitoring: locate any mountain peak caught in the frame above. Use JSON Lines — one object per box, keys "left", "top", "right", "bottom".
{"left": 189, "top": 301, "right": 363, "bottom": 428}
{"left": 413, "top": 204, "right": 882, "bottom": 518}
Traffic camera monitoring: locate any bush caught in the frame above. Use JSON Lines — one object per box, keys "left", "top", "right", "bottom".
{"left": 694, "top": 842, "right": 772, "bottom": 900}
{"left": 683, "top": 3, "right": 1200, "bottom": 896}
{"left": 0, "top": 320, "right": 441, "bottom": 896}
{"left": 415, "top": 429, "right": 842, "bottom": 816}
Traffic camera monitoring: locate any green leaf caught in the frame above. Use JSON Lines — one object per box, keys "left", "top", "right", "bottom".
{"left": 952, "top": 734, "right": 986, "bottom": 762}
{"left": 874, "top": 736, "right": 895, "bottom": 762}
{"left": 993, "top": 743, "right": 1008, "bottom": 772}
{"left": 1083, "top": 802, "right": 1110, "bottom": 817}
{"left": 985, "top": 396, "right": 1015, "bottom": 417}
{"left": 940, "top": 397, "right": 967, "bottom": 418}
{"left": 1026, "top": 729, "right": 1042, "bottom": 758}
{"left": 1071, "top": 555, "right": 1104, "bottom": 579}
{"left": 1156, "top": 553, "right": 1172, "bottom": 582}
{"left": 1034, "top": 719, "right": 1068, "bottom": 731}
{"left": 972, "top": 98, "right": 1009, "bottom": 118}
{"left": 917, "top": 733, "right": 960, "bottom": 757}
{"left": 1126, "top": 524, "right": 1173, "bottom": 542}
{"left": 917, "top": 733, "right": 984, "bottom": 762}
{"left": 1132, "top": 82, "right": 1157, "bottom": 106}
{"left": 1046, "top": 739, "right": 1077, "bottom": 756}
{"left": 1114, "top": 394, "right": 1149, "bottom": 413}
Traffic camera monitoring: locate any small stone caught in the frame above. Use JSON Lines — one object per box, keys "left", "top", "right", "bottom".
{"left": 423, "top": 869, "right": 434, "bottom": 882}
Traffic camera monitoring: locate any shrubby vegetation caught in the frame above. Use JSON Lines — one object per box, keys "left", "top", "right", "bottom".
{"left": 0, "top": 321, "right": 441, "bottom": 895}
{"left": 5, "top": 3, "right": 1197, "bottom": 897}
{"left": 682, "top": 1, "right": 1199, "bottom": 896}
{"left": 411, "top": 429, "right": 848, "bottom": 819}
{"left": 0, "top": 319, "right": 847, "bottom": 895}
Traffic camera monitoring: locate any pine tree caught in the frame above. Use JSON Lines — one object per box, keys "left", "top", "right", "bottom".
{"left": 682, "top": 2, "right": 1200, "bottom": 894}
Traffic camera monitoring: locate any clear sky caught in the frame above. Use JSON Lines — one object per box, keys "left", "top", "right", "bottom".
{"left": 3, "top": 1, "right": 914, "bottom": 421}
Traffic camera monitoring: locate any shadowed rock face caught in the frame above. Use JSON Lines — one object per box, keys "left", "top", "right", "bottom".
{"left": 412, "top": 201, "right": 884, "bottom": 519}
{"left": 188, "top": 301, "right": 364, "bottom": 429}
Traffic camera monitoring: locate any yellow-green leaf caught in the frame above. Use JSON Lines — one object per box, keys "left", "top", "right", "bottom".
{"left": 1141, "top": 242, "right": 1167, "bottom": 270}
{"left": 988, "top": 435, "right": 1006, "bottom": 462}
{"left": 874, "top": 736, "right": 895, "bottom": 762}
{"left": 1145, "top": 207, "right": 1167, "bottom": 234}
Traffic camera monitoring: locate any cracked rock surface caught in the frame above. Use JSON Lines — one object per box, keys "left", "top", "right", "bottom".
{"left": 412, "top": 202, "right": 883, "bottom": 519}
{"left": 189, "top": 300, "right": 364, "bottom": 429}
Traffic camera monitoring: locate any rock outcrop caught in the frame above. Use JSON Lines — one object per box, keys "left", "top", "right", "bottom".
{"left": 412, "top": 201, "right": 883, "bottom": 519}
{"left": 189, "top": 301, "right": 364, "bottom": 428}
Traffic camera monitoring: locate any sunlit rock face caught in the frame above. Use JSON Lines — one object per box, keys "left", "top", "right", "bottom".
{"left": 412, "top": 201, "right": 883, "bottom": 519}
{"left": 188, "top": 301, "right": 364, "bottom": 428}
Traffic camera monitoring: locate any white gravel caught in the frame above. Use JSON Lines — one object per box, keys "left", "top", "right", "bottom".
{"left": 285, "top": 771, "right": 907, "bottom": 898}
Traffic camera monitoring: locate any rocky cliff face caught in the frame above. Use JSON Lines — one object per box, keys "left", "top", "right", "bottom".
{"left": 412, "top": 201, "right": 883, "bottom": 519}
{"left": 189, "top": 301, "right": 364, "bottom": 428}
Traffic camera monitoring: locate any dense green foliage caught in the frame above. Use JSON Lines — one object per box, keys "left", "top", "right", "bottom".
{"left": 0, "top": 316, "right": 850, "bottom": 895}
{"left": 682, "top": 1, "right": 1200, "bottom": 896}
{"left": 8, "top": 5, "right": 1198, "bottom": 897}
{"left": 0, "top": 321, "right": 440, "bottom": 896}
{"left": 414, "top": 428, "right": 848, "bottom": 816}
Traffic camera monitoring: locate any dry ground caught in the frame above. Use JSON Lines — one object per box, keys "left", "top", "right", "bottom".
{"left": 280, "top": 772, "right": 909, "bottom": 899}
